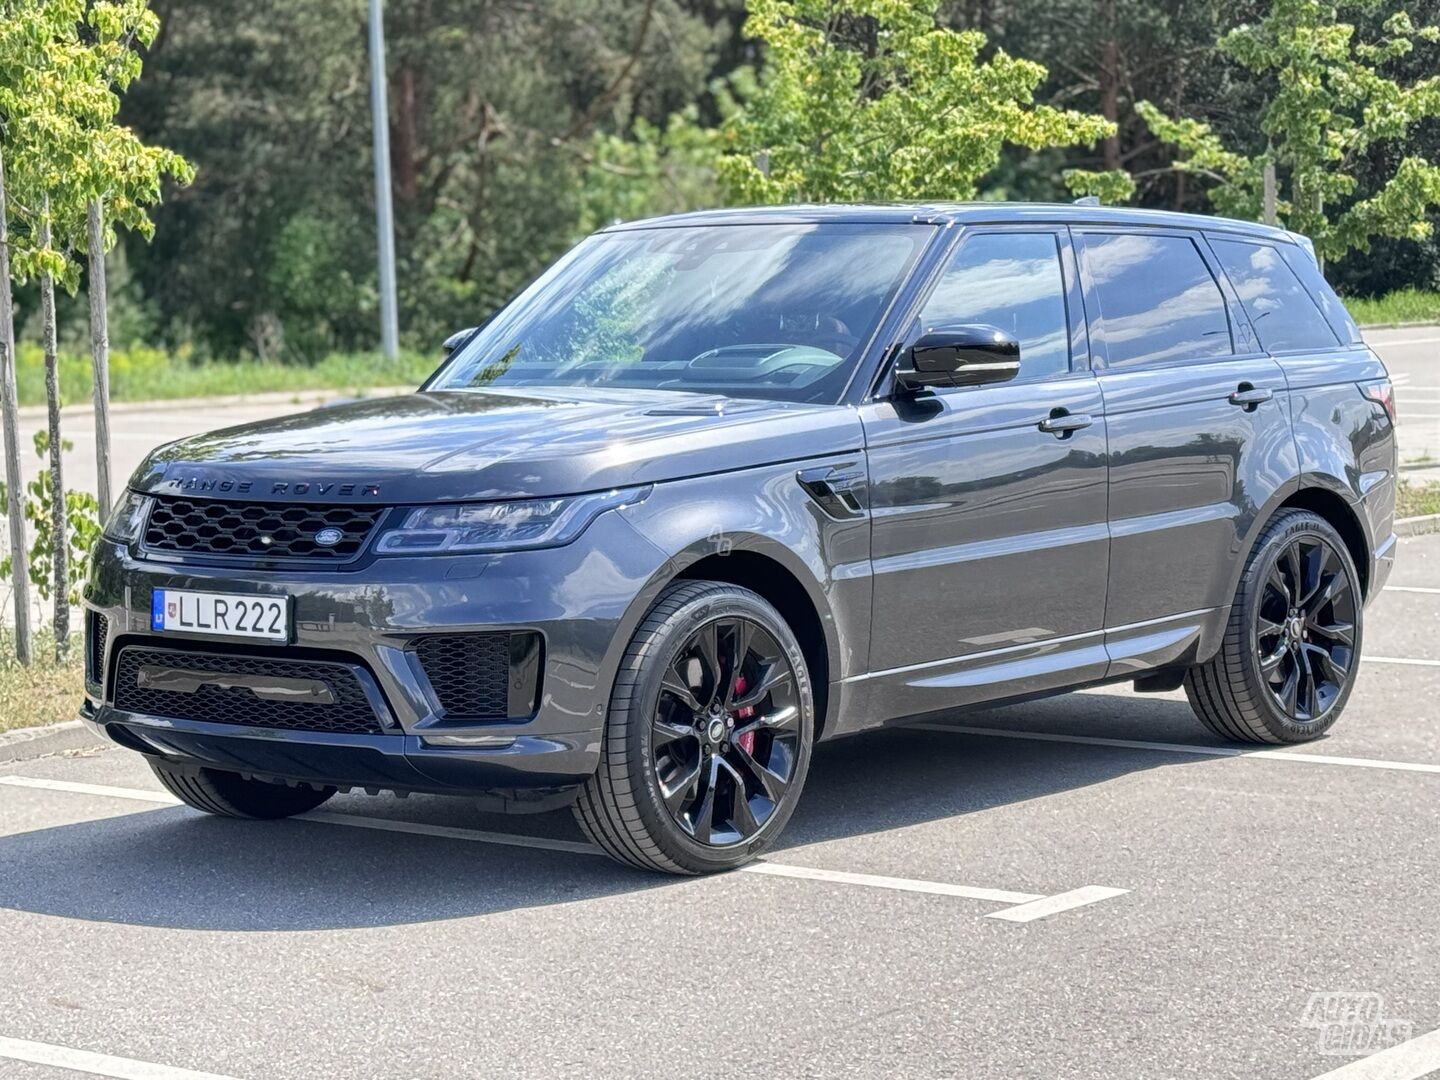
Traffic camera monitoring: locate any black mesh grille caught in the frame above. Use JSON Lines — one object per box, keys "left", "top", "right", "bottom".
{"left": 113, "top": 646, "right": 386, "bottom": 735}
{"left": 142, "top": 495, "right": 383, "bottom": 561}
{"left": 86, "top": 611, "right": 110, "bottom": 683}
{"left": 415, "top": 633, "right": 516, "bottom": 719}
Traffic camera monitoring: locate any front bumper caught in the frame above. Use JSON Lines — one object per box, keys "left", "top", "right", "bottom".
{"left": 83, "top": 511, "right": 671, "bottom": 795}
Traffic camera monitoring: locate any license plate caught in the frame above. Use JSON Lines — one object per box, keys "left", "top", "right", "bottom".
{"left": 152, "top": 589, "right": 291, "bottom": 643}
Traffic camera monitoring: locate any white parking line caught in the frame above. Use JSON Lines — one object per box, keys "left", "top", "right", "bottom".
{"left": 741, "top": 861, "right": 1042, "bottom": 905}
{"left": 984, "top": 886, "right": 1131, "bottom": 923}
{"left": 1385, "top": 586, "right": 1440, "bottom": 595}
{"left": 1310, "top": 1026, "right": 1440, "bottom": 1080}
{"left": 1367, "top": 656, "right": 1440, "bottom": 668}
{"left": 0, "top": 1035, "right": 238, "bottom": 1080}
{"left": 907, "top": 724, "right": 1440, "bottom": 775}
{"left": 0, "top": 776, "right": 178, "bottom": 803}
{"left": 0, "top": 775, "right": 1127, "bottom": 922}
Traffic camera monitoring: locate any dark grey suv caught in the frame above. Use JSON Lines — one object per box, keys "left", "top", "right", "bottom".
{"left": 83, "top": 203, "right": 1397, "bottom": 874}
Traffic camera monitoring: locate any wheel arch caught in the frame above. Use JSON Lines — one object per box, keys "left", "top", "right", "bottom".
{"left": 1276, "top": 486, "right": 1372, "bottom": 598}
{"left": 672, "top": 550, "right": 833, "bottom": 739}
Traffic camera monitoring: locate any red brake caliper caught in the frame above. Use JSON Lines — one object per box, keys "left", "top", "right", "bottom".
{"left": 732, "top": 674, "right": 756, "bottom": 755}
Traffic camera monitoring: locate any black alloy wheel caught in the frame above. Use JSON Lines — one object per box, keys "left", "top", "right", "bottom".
{"left": 1255, "top": 534, "right": 1358, "bottom": 723}
{"left": 651, "top": 616, "right": 801, "bottom": 846}
{"left": 1185, "top": 509, "right": 1363, "bottom": 744}
{"left": 573, "top": 580, "right": 815, "bottom": 874}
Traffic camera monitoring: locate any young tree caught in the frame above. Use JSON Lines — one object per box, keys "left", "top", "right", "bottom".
{"left": 1, "top": 0, "right": 189, "bottom": 661}
{"left": 0, "top": 0, "right": 52, "bottom": 664}
{"left": 1137, "top": 0, "right": 1440, "bottom": 265}
{"left": 714, "top": 0, "right": 1131, "bottom": 204}
{"left": 78, "top": 2, "right": 191, "bottom": 512}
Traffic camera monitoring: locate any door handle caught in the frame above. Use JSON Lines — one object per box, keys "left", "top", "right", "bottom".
{"left": 1228, "top": 384, "right": 1273, "bottom": 410}
{"left": 1038, "top": 410, "right": 1093, "bottom": 437}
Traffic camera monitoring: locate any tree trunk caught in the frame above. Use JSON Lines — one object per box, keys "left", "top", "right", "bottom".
{"left": 1099, "top": 0, "right": 1121, "bottom": 173}
{"left": 88, "top": 199, "right": 112, "bottom": 513}
{"left": 39, "top": 200, "right": 68, "bottom": 662}
{"left": 0, "top": 144, "right": 33, "bottom": 665}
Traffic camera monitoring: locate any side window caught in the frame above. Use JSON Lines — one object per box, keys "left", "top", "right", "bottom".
{"left": 1279, "top": 243, "right": 1363, "bottom": 345}
{"left": 1082, "top": 232, "right": 1231, "bottom": 367}
{"left": 921, "top": 232, "right": 1071, "bottom": 379}
{"left": 1211, "top": 238, "right": 1339, "bottom": 352}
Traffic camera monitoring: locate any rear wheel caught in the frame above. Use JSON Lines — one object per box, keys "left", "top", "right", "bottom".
{"left": 1185, "top": 509, "right": 1362, "bottom": 744}
{"left": 149, "top": 760, "right": 336, "bottom": 819}
{"left": 574, "top": 580, "right": 814, "bottom": 874}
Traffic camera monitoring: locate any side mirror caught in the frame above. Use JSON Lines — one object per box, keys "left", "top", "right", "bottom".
{"left": 441, "top": 327, "right": 478, "bottom": 359}
{"left": 895, "top": 323, "right": 1021, "bottom": 391}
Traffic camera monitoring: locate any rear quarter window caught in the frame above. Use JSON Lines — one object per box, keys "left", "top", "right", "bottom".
{"left": 1211, "top": 238, "right": 1339, "bottom": 353}
{"left": 1080, "top": 232, "right": 1232, "bottom": 367}
{"left": 1277, "top": 244, "right": 1364, "bottom": 345}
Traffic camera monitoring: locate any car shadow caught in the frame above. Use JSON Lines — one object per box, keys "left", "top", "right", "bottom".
{"left": 0, "top": 692, "right": 1240, "bottom": 932}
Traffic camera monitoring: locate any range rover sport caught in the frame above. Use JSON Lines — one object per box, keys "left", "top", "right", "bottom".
{"left": 82, "top": 203, "right": 1398, "bottom": 874}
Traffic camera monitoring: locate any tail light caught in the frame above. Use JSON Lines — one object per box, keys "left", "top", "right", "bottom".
{"left": 1360, "top": 378, "right": 1396, "bottom": 425}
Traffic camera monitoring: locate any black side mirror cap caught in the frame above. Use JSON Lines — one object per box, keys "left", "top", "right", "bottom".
{"left": 895, "top": 323, "right": 1021, "bottom": 391}
{"left": 442, "top": 327, "right": 479, "bottom": 358}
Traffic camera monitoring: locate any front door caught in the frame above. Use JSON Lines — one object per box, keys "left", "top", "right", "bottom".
{"left": 858, "top": 227, "right": 1110, "bottom": 721}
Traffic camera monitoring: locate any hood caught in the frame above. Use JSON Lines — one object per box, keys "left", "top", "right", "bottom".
{"left": 131, "top": 387, "right": 863, "bottom": 503}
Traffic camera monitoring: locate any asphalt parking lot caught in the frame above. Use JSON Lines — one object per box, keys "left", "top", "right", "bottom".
{"left": 0, "top": 534, "right": 1437, "bottom": 1079}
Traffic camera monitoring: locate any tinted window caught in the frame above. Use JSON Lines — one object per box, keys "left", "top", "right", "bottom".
{"left": 921, "top": 232, "right": 1070, "bottom": 378}
{"left": 1212, "top": 238, "right": 1339, "bottom": 352}
{"left": 433, "top": 223, "right": 929, "bottom": 404}
{"left": 1082, "top": 233, "right": 1231, "bottom": 367}
{"left": 1280, "top": 243, "right": 1362, "bottom": 345}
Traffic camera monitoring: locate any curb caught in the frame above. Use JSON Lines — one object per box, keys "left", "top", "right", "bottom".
{"left": 1397, "top": 512, "right": 1440, "bottom": 537}
{"left": 0, "top": 719, "right": 104, "bottom": 764}
{"left": 14, "top": 384, "right": 413, "bottom": 421}
{"left": 1358, "top": 320, "right": 1440, "bottom": 331}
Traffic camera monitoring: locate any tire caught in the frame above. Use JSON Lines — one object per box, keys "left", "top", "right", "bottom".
{"left": 574, "top": 580, "right": 815, "bottom": 875}
{"left": 149, "top": 760, "right": 336, "bottom": 819}
{"left": 1185, "top": 509, "right": 1364, "bottom": 744}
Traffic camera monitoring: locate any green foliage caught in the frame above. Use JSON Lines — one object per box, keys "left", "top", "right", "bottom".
{"left": 710, "top": 0, "right": 1126, "bottom": 203}
{"left": 0, "top": 432, "right": 100, "bottom": 607}
{"left": 0, "top": 0, "right": 193, "bottom": 292}
{"left": 7, "top": 339, "right": 439, "bottom": 407}
{"left": 580, "top": 78, "right": 744, "bottom": 231}
{"left": 1343, "top": 286, "right": 1440, "bottom": 323}
{"left": 115, "top": 0, "right": 725, "bottom": 359}
{"left": 1138, "top": 0, "right": 1440, "bottom": 261}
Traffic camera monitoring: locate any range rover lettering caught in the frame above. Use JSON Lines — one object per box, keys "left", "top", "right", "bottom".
{"left": 83, "top": 204, "right": 1398, "bottom": 875}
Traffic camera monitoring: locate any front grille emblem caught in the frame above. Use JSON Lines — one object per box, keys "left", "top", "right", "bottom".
{"left": 314, "top": 527, "right": 344, "bottom": 547}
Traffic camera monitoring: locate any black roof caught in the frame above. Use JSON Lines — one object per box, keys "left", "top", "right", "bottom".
{"left": 606, "top": 202, "right": 1294, "bottom": 243}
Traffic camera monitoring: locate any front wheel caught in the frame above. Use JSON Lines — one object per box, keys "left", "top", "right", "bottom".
{"left": 574, "top": 580, "right": 815, "bottom": 874}
{"left": 1185, "top": 509, "right": 1363, "bottom": 744}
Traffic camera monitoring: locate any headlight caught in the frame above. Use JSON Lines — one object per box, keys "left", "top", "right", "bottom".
{"left": 375, "top": 486, "right": 650, "bottom": 555}
{"left": 102, "top": 491, "right": 151, "bottom": 544}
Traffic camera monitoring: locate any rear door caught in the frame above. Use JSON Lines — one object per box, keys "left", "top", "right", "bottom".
{"left": 1075, "top": 228, "right": 1298, "bottom": 674}
{"left": 858, "top": 226, "right": 1111, "bottom": 719}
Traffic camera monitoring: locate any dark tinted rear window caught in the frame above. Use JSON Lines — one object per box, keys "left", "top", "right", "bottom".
{"left": 1211, "top": 238, "right": 1338, "bottom": 352}
{"left": 1081, "top": 232, "right": 1232, "bottom": 367}
{"left": 1279, "top": 244, "right": 1363, "bottom": 345}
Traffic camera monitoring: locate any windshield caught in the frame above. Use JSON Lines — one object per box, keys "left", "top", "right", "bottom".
{"left": 430, "top": 222, "right": 931, "bottom": 404}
